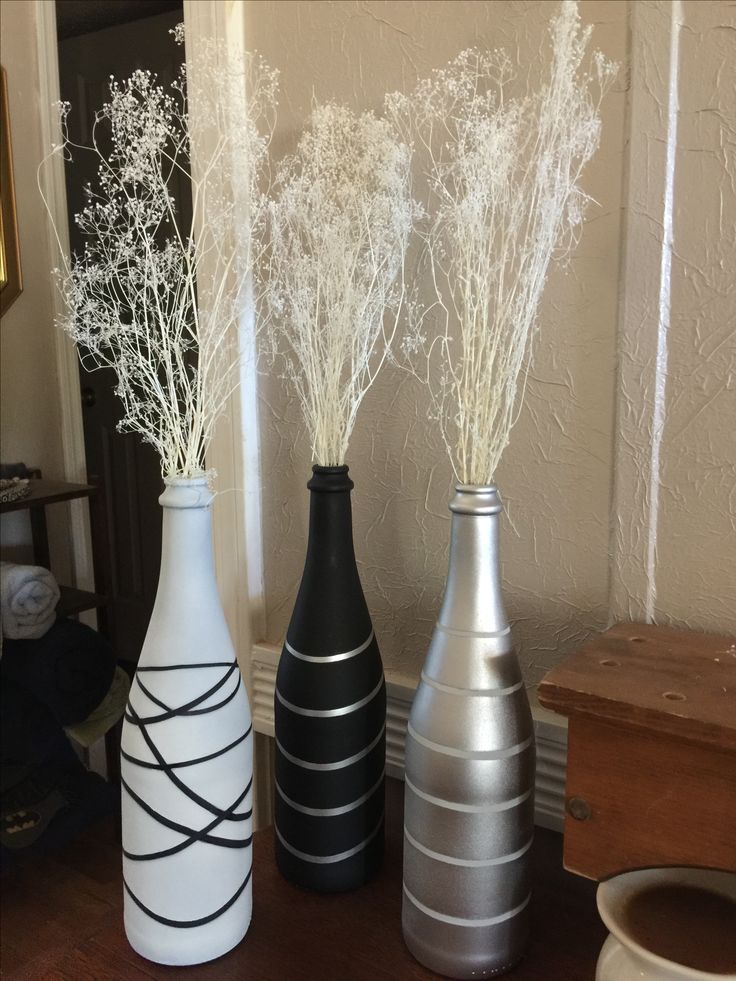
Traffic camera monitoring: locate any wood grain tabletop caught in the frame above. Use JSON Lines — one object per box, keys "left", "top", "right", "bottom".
{"left": 1, "top": 779, "right": 605, "bottom": 980}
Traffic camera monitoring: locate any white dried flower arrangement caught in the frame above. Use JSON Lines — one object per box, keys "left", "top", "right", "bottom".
{"left": 41, "top": 29, "right": 278, "bottom": 478}
{"left": 262, "top": 102, "right": 419, "bottom": 467}
{"left": 43, "top": 2, "right": 613, "bottom": 489}
{"left": 388, "top": 0, "right": 617, "bottom": 486}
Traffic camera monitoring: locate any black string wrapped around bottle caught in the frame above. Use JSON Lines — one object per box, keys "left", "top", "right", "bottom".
{"left": 274, "top": 465, "right": 386, "bottom": 892}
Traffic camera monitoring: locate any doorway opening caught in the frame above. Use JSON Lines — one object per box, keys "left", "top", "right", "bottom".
{"left": 56, "top": 0, "right": 185, "bottom": 664}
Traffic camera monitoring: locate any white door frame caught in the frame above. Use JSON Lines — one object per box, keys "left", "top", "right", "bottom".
{"left": 182, "top": 0, "right": 270, "bottom": 820}
{"left": 181, "top": 0, "right": 266, "bottom": 694}
{"left": 35, "top": 0, "right": 94, "bottom": 595}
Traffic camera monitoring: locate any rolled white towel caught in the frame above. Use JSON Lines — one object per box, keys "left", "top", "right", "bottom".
{"left": 0, "top": 562, "right": 60, "bottom": 640}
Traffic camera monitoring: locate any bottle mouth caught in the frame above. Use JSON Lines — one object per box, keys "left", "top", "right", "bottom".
{"left": 308, "top": 464, "right": 354, "bottom": 493}
{"left": 312, "top": 465, "right": 350, "bottom": 475}
{"left": 455, "top": 483, "right": 498, "bottom": 494}
{"left": 163, "top": 471, "right": 212, "bottom": 487}
{"left": 450, "top": 484, "right": 503, "bottom": 515}
{"left": 159, "top": 476, "right": 214, "bottom": 509}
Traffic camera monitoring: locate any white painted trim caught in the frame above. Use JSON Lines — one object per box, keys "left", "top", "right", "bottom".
{"left": 183, "top": 0, "right": 265, "bottom": 674}
{"left": 183, "top": 0, "right": 266, "bottom": 816}
{"left": 230, "top": 0, "right": 266, "bottom": 645}
{"left": 34, "top": 0, "right": 94, "bottom": 593}
{"left": 645, "top": 0, "right": 682, "bottom": 622}
{"left": 608, "top": 0, "right": 683, "bottom": 623}
{"left": 250, "top": 642, "right": 568, "bottom": 833}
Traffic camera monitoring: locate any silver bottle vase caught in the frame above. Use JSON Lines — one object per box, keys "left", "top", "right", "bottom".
{"left": 402, "top": 485, "right": 535, "bottom": 979}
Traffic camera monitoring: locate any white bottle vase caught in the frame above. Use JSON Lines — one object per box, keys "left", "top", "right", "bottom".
{"left": 121, "top": 476, "right": 253, "bottom": 966}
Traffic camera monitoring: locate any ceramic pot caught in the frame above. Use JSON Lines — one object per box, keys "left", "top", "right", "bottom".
{"left": 121, "top": 476, "right": 253, "bottom": 965}
{"left": 402, "top": 485, "right": 535, "bottom": 979}
{"left": 274, "top": 464, "right": 386, "bottom": 892}
{"left": 596, "top": 867, "right": 736, "bottom": 981}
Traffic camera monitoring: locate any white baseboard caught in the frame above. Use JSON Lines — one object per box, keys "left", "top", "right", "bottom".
{"left": 251, "top": 642, "right": 568, "bottom": 832}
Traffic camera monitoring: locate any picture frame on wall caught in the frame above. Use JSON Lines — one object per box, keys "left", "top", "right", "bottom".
{"left": 1, "top": 65, "right": 23, "bottom": 316}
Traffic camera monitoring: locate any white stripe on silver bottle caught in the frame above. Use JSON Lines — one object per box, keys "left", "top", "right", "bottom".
{"left": 276, "top": 770, "right": 385, "bottom": 817}
{"left": 419, "top": 673, "right": 524, "bottom": 697}
{"left": 275, "top": 725, "right": 385, "bottom": 771}
{"left": 404, "top": 828, "right": 533, "bottom": 868}
{"left": 405, "top": 776, "right": 532, "bottom": 814}
{"left": 434, "top": 624, "right": 511, "bottom": 640}
{"left": 407, "top": 724, "right": 533, "bottom": 760}
{"left": 403, "top": 886, "right": 531, "bottom": 928}
{"left": 274, "top": 814, "right": 384, "bottom": 864}
{"left": 276, "top": 676, "right": 384, "bottom": 718}
{"left": 284, "top": 631, "right": 374, "bottom": 664}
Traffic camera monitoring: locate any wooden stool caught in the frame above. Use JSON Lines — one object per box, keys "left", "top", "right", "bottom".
{"left": 538, "top": 623, "right": 736, "bottom": 880}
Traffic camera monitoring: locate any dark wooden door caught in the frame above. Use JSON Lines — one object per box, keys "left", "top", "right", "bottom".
{"left": 58, "top": 8, "right": 185, "bottom": 663}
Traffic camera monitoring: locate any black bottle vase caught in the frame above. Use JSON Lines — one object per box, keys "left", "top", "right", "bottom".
{"left": 274, "top": 465, "right": 386, "bottom": 892}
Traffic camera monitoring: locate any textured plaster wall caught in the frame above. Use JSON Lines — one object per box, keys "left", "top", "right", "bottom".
{"left": 248, "top": 0, "right": 629, "bottom": 685}
{"left": 609, "top": 0, "right": 736, "bottom": 637}
{"left": 247, "top": 0, "right": 734, "bottom": 685}
{"left": 655, "top": 2, "right": 736, "bottom": 632}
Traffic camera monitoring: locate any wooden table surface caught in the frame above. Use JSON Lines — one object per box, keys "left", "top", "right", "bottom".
{"left": 538, "top": 622, "right": 736, "bottom": 751}
{"left": 1, "top": 779, "right": 606, "bottom": 980}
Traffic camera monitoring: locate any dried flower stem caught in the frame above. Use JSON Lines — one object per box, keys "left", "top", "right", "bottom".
{"left": 388, "top": 1, "right": 616, "bottom": 485}
{"left": 262, "top": 103, "right": 418, "bottom": 466}
{"left": 40, "top": 28, "right": 278, "bottom": 478}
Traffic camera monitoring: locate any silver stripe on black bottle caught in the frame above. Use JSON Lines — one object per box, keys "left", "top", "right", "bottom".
{"left": 402, "top": 485, "right": 535, "bottom": 979}
{"left": 274, "top": 465, "right": 386, "bottom": 892}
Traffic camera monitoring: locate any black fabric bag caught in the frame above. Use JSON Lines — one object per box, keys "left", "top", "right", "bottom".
{"left": 1, "top": 618, "right": 115, "bottom": 725}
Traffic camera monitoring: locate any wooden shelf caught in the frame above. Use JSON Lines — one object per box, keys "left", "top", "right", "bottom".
{"left": 0, "top": 478, "right": 96, "bottom": 513}
{"left": 0, "top": 472, "right": 120, "bottom": 783}
{"left": 0, "top": 475, "right": 110, "bottom": 629}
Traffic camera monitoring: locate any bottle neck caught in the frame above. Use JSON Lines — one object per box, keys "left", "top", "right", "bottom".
{"left": 157, "top": 478, "right": 217, "bottom": 592}
{"left": 438, "top": 485, "right": 508, "bottom": 636}
{"left": 136, "top": 478, "right": 237, "bottom": 669}
{"left": 287, "top": 465, "right": 371, "bottom": 653}
{"left": 304, "top": 466, "right": 357, "bottom": 564}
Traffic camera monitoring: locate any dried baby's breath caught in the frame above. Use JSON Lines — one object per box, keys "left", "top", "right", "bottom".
{"left": 262, "top": 103, "right": 419, "bottom": 466}
{"left": 388, "top": 1, "right": 616, "bottom": 485}
{"left": 41, "top": 30, "right": 278, "bottom": 477}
